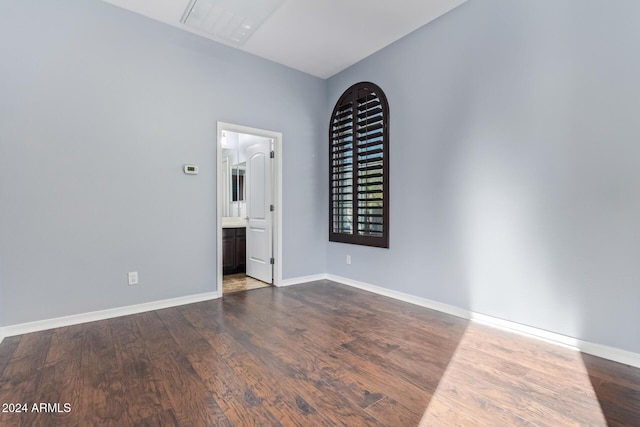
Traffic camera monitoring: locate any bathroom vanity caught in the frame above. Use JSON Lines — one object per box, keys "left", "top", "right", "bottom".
{"left": 222, "top": 217, "right": 246, "bottom": 275}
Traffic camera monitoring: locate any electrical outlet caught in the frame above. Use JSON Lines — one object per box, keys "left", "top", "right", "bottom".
{"left": 128, "top": 271, "right": 139, "bottom": 286}
{"left": 346, "top": 255, "right": 351, "bottom": 265}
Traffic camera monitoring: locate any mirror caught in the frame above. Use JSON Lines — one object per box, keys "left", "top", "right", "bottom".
{"left": 221, "top": 132, "right": 246, "bottom": 218}
{"left": 232, "top": 166, "right": 245, "bottom": 202}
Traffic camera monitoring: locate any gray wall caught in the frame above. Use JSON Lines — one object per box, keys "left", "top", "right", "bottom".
{"left": 327, "top": 0, "right": 640, "bottom": 353}
{"left": 0, "top": 0, "right": 326, "bottom": 325}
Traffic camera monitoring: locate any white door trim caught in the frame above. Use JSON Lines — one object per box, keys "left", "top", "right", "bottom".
{"left": 216, "top": 122, "right": 283, "bottom": 293}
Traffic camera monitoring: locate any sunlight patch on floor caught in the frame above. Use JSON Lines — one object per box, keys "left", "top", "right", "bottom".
{"left": 418, "top": 325, "right": 606, "bottom": 426}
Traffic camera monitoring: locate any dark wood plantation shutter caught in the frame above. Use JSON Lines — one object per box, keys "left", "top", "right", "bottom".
{"left": 329, "top": 82, "right": 389, "bottom": 248}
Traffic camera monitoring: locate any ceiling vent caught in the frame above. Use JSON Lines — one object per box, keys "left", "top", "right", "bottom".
{"left": 182, "top": 0, "right": 284, "bottom": 45}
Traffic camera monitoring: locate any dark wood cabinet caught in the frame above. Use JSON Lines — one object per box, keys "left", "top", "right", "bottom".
{"left": 223, "top": 227, "right": 246, "bottom": 275}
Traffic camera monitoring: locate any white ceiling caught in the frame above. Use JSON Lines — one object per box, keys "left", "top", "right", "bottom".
{"left": 102, "top": 0, "right": 467, "bottom": 79}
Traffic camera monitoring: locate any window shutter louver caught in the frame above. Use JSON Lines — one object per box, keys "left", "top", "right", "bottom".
{"left": 329, "top": 82, "right": 389, "bottom": 248}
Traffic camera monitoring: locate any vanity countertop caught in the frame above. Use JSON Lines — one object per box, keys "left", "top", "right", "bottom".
{"left": 222, "top": 217, "right": 247, "bottom": 228}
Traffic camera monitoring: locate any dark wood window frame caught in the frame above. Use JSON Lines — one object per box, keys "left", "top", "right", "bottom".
{"left": 329, "top": 81, "right": 389, "bottom": 248}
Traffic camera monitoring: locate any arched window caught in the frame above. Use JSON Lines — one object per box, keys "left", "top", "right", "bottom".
{"left": 329, "top": 82, "right": 389, "bottom": 248}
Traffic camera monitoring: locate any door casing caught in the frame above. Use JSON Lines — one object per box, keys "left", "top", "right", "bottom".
{"left": 216, "top": 122, "right": 282, "bottom": 294}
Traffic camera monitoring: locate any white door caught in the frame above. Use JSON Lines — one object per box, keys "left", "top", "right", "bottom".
{"left": 245, "top": 141, "right": 273, "bottom": 283}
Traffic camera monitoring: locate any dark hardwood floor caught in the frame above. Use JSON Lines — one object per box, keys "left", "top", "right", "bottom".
{"left": 0, "top": 280, "right": 639, "bottom": 426}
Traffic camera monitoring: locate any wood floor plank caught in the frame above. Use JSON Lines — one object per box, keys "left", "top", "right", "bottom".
{"left": 134, "top": 311, "right": 232, "bottom": 427}
{"left": 132, "top": 409, "right": 179, "bottom": 427}
{"left": 181, "top": 301, "right": 336, "bottom": 427}
{"left": 364, "top": 396, "right": 426, "bottom": 427}
{"left": 221, "top": 294, "right": 387, "bottom": 427}
{"left": 450, "top": 339, "right": 606, "bottom": 423}
{"left": 425, "top": 369, "right": 541, "bottom": 427}
{"left": 0, "top": 336, "right": 21, "bottom": 378}
{"left": 25, "top": 360, "right": 80, "bottom": 427}
{"left": 330, "top": 346, "right": 432, "bottom": 420}
{"left": 0, "top": 280, "right": 638, "bottom": 426}
{"left": 581, "top": 352, "right": 640, "bottom": 391}
{"left": 223, "top": 291, "right": 394, "bottom": 409}
{"left": 19, "top": 325, "right": 89, "bottom": 427}
{"left": 460, "top": 324, "right": 596, "bottom": 388}
{"left": 259, "top": 322, "right": 388, "bottom": 412}
{"left": 236, "top": 289, "right": 450, "bottom": 420}
{"left": 415, "top": 392, "right": 508, "bottom": 427}
{"left": 1, "top": 330, "right": 53, "bottom": 384}
{"left": 291, "top": 280, "right": 469, "bottom": 342}
{"left": 242, "top": 286, "right": 457, "bottom": 401}
{"left": 223, "top": 288, "right": 436, "bottom": 424}
{"left": 157, "top": 305, "right": 283, "bottom": 426}
{"left": 0, "top": 330, "right": 54, "bottom": 427}
{"left": 445, "top": 362, "right": 596, "bottom": 426}
{"left": 107, "top": 315, "right": 169, "bottom": 424}
{"left": 78, "top": 320, "right": 129, "bottom": 427}
{"left": 591, "top": 381, "right": 640, "bottom": 425}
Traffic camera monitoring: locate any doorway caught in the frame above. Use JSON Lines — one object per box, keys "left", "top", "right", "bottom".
{"left": 217, "top": 122, "right": 282, "bottom": 295}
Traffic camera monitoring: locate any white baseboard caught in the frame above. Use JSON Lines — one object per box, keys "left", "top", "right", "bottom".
{"left": 3, "top": 273, "right": 639, "bottom": 369}
{"left": 326, "top": 274, "right": 640, "bottom": 369}
{"left": 326, "top": 274, "right": 470, "bottom": 319}
{"left": 0, "top": 291, "right": 220, "bottom": 340}
{"left": 278, "top": 274, "right": 328, "bottom": 287}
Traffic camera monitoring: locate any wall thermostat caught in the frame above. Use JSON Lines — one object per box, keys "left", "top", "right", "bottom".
{"left": 183, "top": 164, "right": 199, "bottom": 175}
